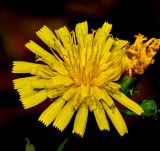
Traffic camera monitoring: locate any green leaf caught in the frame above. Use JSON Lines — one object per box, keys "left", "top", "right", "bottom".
{"left": 25, "top": 137, "right": 36, "bottom": 151}
{"left": 56, "top": 138, "right": 68, "bottom": 151}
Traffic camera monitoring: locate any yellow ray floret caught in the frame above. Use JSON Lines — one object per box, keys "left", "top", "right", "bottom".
{"left": 102, "top": 101, "right": 128, "bottom": 136}
{"left": 53, "top": 91, "right": 80, "bottom": 131}
{"left": 12, "top": 21, "right": 143, "bottom": 137}
{"left": 13, "top": 76, "right": 38, "bottom": 89}
{"left": 25, "top": 41, "right": 68, "bottom": 75}
{"left": 73, "top": 102, "right": 88, "bottom": 137}
{"left": 93, "top": 101, "right": 110, "bottom": 131}
{"left": 17, "top": 85, "right": 36, "bottom": 99}
{"left": 20, "top": 89, "right": 48, "bottom": 109}
{"left": 111, "top": 92, "right": 144, "bottom": 115}
{"left": 36, "top": 25, "right": 57, "bottom": 49}
{"left": 38, "top": 97, "right": 65, "bottom": 126}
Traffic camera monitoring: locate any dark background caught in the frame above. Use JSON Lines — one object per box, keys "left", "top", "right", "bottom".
{"left": 1, "top": 0, "right": 160, "bottom": 150}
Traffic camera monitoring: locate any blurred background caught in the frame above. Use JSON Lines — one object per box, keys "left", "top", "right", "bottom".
{"left": 1, "top": 0, "right": 160, "bottom": 150}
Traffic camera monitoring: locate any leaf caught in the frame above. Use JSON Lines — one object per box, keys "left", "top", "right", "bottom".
{"left": 25, "top": 137, "right": 36, "bottom": 151}
{"left": 56, "top": 138, "right": 68, "bottom": 151}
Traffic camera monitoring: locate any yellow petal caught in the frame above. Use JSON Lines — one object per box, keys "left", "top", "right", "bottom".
{"left": 38, "top": 97, "right": 65, "bottom": 126}
{"left": 80, "top": 83, "right": 89, "bottom": 98}
{"left": 47, "top": 87, "right": 66, "bottom": 99}
{"left": 93, "top": 101, "right": 110, "bottom": 131}
{"left": 110, "top": 92, "right": 144, "bottom": 115}
{"left": 101, "top": 22, "right": 112, "bottom": 36}
{"left": 102, "top": 101, "right": 128, "bottom": 136}
{"left": 62, "top": 87, "right": 78, "bottom": 101}
{"left": 72, "top": 102, "right": 88, "bottom": 137}
{"left": 99, "top": 37, "right": 114, "bottom": 65}
{"left": 36, "top": 26, "right": 67, "bottom": 60}
{"left": 12, "top": 61, "right": 47, "bottom": 73}
{"left": 25, "top": 40, "right": 68, "bottom": 75}
{"left": 12, "top": 61, "right": 53, "bottom": 78}
{"left": 87, "top": 97, "right": 97, "bottom": 111}
{"left": 80, "top": 47, "right": 87, "bottom": 66}
{"left": 94, "top": 22, "right": 112, "bottom": 47}
{"left": 31, "top": 79, "right": 54, "bottom": 89}
{"left": 20, "top": 90, "right": 48, "bottom": 109}
{"left": 31, "top": 76, "right": 73, "bottom": 89}
{"left": 84, "top": 34, "right": 93, "bottom": 48}
{"left": 107, "top": 82, "right": 121, "bottom": 90}
{"left": 25, "top": 40, "right": 56, "bottom": 62}
{"left": 121, "top": 53, "right": 130, "bottom": 73}
{"left": 94, "top": 68, "right": 115, "bottom": 85}
{"left": 111, "top": 39, "right": 128, "bottom": 53}
{"left": 17, "top": 85, "right": 36, "bottom": 99}
{"left": 93, "top": 86, "right": 115, "bottom": 107}
{"left": 75, "top": 21, "right": 88, "bottom": 46}
{"left": 53, "top": 92, "right": 81, "bottom": 131}
{"left": 13, "top": 76, "right": 38, "bottom": 89}
{"left": 36, "top": 25, "right": 57, "bottom": 49}
{"left": 84, "top": 34, "right": 94, "bottom": 61}
{"left": 55, "top": 26, "right": 72, "bottom": 51}
{"left": 52, "top": 76, "right": 73, "bottom": 86}
{"left": 53, "top": 91, "right": 80, "bottom": 131}
{"left": 53, "top": 104, "right": 74, "bottom": 131}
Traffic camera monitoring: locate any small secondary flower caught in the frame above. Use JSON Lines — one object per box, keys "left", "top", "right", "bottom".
{"left": 126, "top": 34, "right": 160, "bottom": 76}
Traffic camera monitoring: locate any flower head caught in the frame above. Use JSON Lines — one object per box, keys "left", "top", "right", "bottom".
{"left": 12, "top": 21, "right": 143, "bottom": 137}
{"left": 126, "top": 34, "right": 160, "bottom": 76}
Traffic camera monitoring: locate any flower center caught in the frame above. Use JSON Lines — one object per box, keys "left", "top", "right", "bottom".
{"left": 70, "top": 59, "right": 102, "bottom": 87}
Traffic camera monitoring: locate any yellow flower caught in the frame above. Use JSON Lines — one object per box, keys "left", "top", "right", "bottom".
{"left": 12, "top": 21, "right": 143, "bottom": 137}
{"left": 126, "top": 34, "right": 160, "bottom": 76}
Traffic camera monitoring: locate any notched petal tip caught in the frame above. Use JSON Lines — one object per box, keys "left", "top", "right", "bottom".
{"left": 53, "top": 123, "right": 64, "bottom": 132}
{"left": 38, "top": 98, "right": 66, "bottom": 127}
{"left": 111, "top": 92, "right": 144, "bottom": 115}
{"left": 12, "top": 61, "right": 16, "bottom": 73}
{"left": 12, "top": 61, "right": 24, "bottom": 73}
{"left": 19, "top": 98, "right": 29, "bottom": 109}
{"left": 102, "top": 101, "right": 128, "bottom": 136}
{"left": 12, "top": 80, "right": 18, "bottom": 89}
{"left": 93, "top": 107, "right": 110, "bottom": 131}
{"left": 72, "top": 130, "right": 84, "bottom": 137}
{"left": 38, "top": 118, "right": 48, "bottom": 127}
{"left": 25, "top": 40, "right": 33, "bottom": 47}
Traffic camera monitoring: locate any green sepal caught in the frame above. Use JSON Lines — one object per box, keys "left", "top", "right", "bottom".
{"left": 140, "top": 99, "right": 158, "bottom": 118}
{"left": 120, "top": 75, "right": 137, "bottom": 96}
{"left": 121, "top": 109, "right": 136, "bottom": 116}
